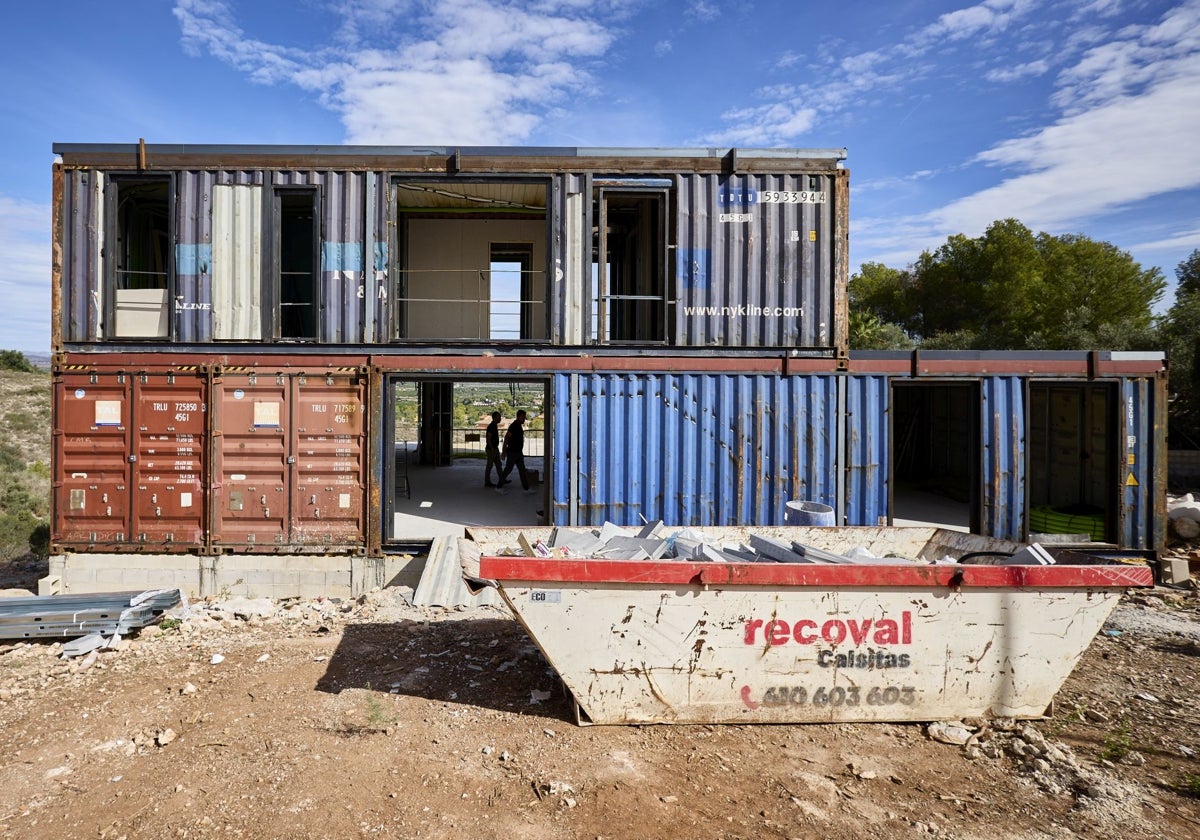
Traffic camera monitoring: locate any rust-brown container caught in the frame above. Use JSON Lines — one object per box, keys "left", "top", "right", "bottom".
{"left": 293, "top": 373, "right": 366, "bottom": 547}
{"left": 212, "top": 372, "right": 290, "bottom": 550}
{"left": 53, "top": 373, "right": 132, "bottom": 546}
{"left": 212, "top": 370, "right": 366, "bottom": 552}
{"left": 54, "top": 369, "right": 209, "bottom": 551}
{"left": 130, "top": 372, "right": 207, "bottom": 547}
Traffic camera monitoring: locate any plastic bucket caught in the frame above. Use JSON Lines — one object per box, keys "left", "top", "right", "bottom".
{"left": 784, "top": 500, "right": 835, "bottom": 526}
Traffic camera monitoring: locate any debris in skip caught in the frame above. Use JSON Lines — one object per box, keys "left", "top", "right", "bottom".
{"left": 469, "top": 524, "right": 1155, "bottom": 726}
{"left": 483, "top": 520, "right": 1089, "bottom": 566}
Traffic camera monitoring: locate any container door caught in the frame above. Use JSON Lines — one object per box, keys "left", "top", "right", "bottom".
{"left": 212, "top": 373, "right": 290, "bottom": 550}
{"left": 130, "top": 373, "right": 207, "bottom": 548}
{"left": 292, "top": 373, "right": 366, "bottom": 547}
{"left": 53, "top": 373, "right": 132, "bottom": 546}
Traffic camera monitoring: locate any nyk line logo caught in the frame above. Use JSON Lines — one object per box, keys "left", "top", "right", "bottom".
{"left": 744, "top": 611, "right": 913, "bottom": 647}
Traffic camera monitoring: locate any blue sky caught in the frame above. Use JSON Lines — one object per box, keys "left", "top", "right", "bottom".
{"left": 1, "top": 0, "right": 1197, "bottom": 353}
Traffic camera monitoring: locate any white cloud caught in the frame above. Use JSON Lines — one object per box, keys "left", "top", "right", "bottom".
{"left": 855, "top": 170, "right": 937, "bottom": 193}
{"left": 1132, "top": 228, "right": 1200, "bottom": 254}
{"left": 173, "top": 0, "right": 629, "bottom": 144}
{"left": 709, "top": 0, "right": 1043, "bottom": 146}
{"left": 688, "top": 1, "right": 720, "bottom": 22}
{"left": 0, "top": 196, "right": 51, "bottom": 353}
{"left": 930, "top": 72, "right": 1200, "bottom": 235}
{"left": 775, "top": 51, "right": 801, "bottom": 69}
{"left": 705, "top": 102, "right": 817, "bottom": 147}
{"left": 986, "top": 58, "right": 1049, "bottom": 82}
{"left": 654, "top": 39, "right": 672, "bottom": 56}
{"left": 1053, "top": 0, "right": 1200, "bottom": 111}
{"left": 850, "top": 1, "right": 1200, "bottom": 272}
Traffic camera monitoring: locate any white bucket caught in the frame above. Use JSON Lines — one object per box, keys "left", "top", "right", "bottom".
{"left": 784, "top": 500, "right": 835, "bottom": 526}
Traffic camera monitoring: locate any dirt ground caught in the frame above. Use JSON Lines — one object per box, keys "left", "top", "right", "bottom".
{"left": 2, "top": 558, "right": 1199, "bottom": 840}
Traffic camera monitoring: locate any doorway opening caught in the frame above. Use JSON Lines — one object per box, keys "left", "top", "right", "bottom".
{"left": 385, "top": 376, "right": 550, "bottom": 543}
{"left": 889, "top": 382, "right": 980, "bottom": 532}
{"left": 1027, "top": 382, "right": 1116, "bottom": 542}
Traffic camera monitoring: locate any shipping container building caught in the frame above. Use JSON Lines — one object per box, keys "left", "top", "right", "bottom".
{"left": 47, "top": 144, "right": 1167, "bottom": 597}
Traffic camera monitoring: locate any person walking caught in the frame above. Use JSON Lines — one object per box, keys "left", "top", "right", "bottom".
{"left": 483, "top": 411, "right": 504, "bottom": 487}
{"left": 497, "top": 409, "right": 535, "bottom": 494}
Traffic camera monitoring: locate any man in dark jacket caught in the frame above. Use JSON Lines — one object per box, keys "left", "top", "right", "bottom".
{"left": 484, "top": 411, "right": 504, "bottom": 487}
{"left": 498, "top": 409, "right": 534, "bottom": 493}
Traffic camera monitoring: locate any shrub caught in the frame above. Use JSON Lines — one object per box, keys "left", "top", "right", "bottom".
{"left": 0, "top": 350, "right": 36, "bottom": 373}
{"left": 0, "top": 445, "right": 23, "bottom": 473}
{"left": 0, "top": 510, "right": 40, "bottom": 561}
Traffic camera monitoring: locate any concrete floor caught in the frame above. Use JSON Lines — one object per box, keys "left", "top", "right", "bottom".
{"left": 389, "top": 453, "right": 971, "bottom": 539}
{"left": 391, "top": 451, "right": 547, "bottom": 540}
{"left": 892, "top": 485, "right": 971, "bottom": 532}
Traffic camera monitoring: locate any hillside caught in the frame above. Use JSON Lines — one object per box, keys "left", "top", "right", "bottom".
{"left": 0, "top": 367, "right": 51, "bottom": 580}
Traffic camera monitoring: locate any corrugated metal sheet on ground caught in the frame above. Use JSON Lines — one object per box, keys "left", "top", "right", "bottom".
{"left": 0, "top": 590, "right": 182, "bottom": 640}
{"left": 411, "top": 536, "right": 498, "bottom": 608}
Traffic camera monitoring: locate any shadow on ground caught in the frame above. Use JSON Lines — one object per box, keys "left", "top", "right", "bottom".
{"left": 314, "top": 618, "right": 576, "bottom": 722}
{"left": 0, "top": 553, "right": 47, "bottom": 591}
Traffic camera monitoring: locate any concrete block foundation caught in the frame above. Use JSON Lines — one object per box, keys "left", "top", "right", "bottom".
{"left": 44, "top": 553, "right": 426, "bottom": 600}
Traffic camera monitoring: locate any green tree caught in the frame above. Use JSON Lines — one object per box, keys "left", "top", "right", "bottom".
{"left": 1161, "top": 249, "right": 1200, "bottom": 447}
{"left": 848, "top": 262, "right": 912, "bottom": 329}
{"left": 851, "top": 220, "right": 1166, "bottom": 351}
{"left": 1031, "top": 234, "right": 1165, "bottom": 349}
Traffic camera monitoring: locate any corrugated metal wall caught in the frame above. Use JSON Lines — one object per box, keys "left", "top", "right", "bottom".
{"left": 553, "top": 373, "right": 839, "bottom": 526}
{"left": 175, "top": 170, "right": 263, "bottom": 342}
{"left": 61, "top": 170, "right": 103, "bottom": 342}
{"left": 63, "top": 169, "right": 371, "bottom": 343}
{"left": 844, "top": 375, "right": 889, "bottom": 527}
{"left": 211, "top": 184, "right": 263, "bottom": 340}
{"left": 675, "top": 172, "right": 840, "bottom": 348}
{"left": 1120, "top": 377, "right": 1155, "bottom": 549}
{"left": 61, "top": 165, "right": 846, "bottom": 349}
{"left": 549, "top": 173, "right": 585, "bottom": 344}
{"left": 981, "top": 376, "right": 1025, "bottom": 541}
{"left": 549, "top": 371, "right": 1157, "bottom": 546}
{"left": 368, "top": 172, "right": 387, "bottom": 342}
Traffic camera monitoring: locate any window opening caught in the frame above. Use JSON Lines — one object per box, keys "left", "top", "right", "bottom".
{"left": 111, "top": 179, "right": 171, "bottom": 338}
{"left": 591, "top": 190, "right": 667, "bottom": 343}
{"left": 277, "top": 190, "right": 318, "bottom": 340}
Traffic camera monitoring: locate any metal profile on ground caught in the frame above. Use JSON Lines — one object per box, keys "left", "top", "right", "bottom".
{"left": 0, "top": 589, "right": 183, "bottom": 640}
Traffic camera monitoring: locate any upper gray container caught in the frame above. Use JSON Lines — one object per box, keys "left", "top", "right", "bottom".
{"left": 53, "top": 145, "right": 849, "bottom": 352}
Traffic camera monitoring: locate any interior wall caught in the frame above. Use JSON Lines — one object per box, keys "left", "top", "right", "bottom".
{"left": 1028, "top": 384, "right": 1111, "bottom": 510}
{"left": 893, "top": 385, "right": 973, "bottom": 495}
{"left": 404, "top": 219, "right": 547, "bottom": 339}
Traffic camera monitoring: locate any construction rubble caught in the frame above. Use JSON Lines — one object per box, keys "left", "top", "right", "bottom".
{"left": 486, "top": 521, "right": 1055, "bottom": 566}
{"left": 1168, "top": 492, "right": 1200, "bottom": 540}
